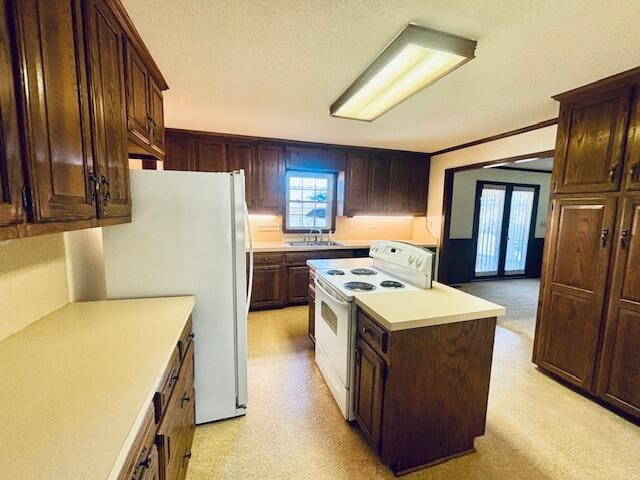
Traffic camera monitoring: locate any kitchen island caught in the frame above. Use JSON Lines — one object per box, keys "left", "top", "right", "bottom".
{"left": 308, "top": 257, "right": 505, "bottom": 475}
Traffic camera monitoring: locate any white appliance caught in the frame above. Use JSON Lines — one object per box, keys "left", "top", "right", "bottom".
{"left": 101, "top": 169, "right": 252, "bottom": 424}
{"left": 314, "top": 240, "right": 433, "bottom": 420}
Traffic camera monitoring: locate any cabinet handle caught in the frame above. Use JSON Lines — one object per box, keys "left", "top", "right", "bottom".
{"left": 184, "top": 451, "right": 192, "bottom": 460}
{"left": 138, "top": 454, "right": 152, "bottom": 470}
{"left": 609, "top": 164, "right": 619, "bottom": 182}
{"left": 88, "top": 172, "right": 99, "bottom": 206}
{"left": 181, "top": 392, "right": 191, "bottom": 407}
{"left": 620, "top": 229, "right": 629, "bottom": 249}
{"left": 362, "top": 327, "right": 372, "bottom": 337}
{"left": 600, "top": 228, "right": 609, "bottom": 247}
{"left": 171, "top": 371, "right": 179, "bottom": 382}
{"left": 629, "top": 163, "right": 640, "bottom": 181}
{"left": 100, "top": 175, "right": 111, "bottom": 208}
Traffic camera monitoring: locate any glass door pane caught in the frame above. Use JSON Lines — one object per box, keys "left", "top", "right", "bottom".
{"left": 504, "top": 186, "right": 536, "bottom": 275}
{"left": 475, "top": 185, "right": 506, "bottom": 277}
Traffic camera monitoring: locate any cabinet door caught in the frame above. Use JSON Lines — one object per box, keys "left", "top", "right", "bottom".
{"left": 287, "top": 265, "right": 309, "bottom": 303}
{"left": 148, "top": 76, "right": 165, "bottom": 156}
{"left": 354, "top": 337, "right": 385, "bottom": 452}
{"left": 407, "top": 155, "right": 429, "bottom": 215}
{"left": 140, "top": 444, "right": 160, "bottom": 480}
{"left": 196, "top": 137, "right": 227, "bottom": 172}
{"left": 255, "top": 143, "right": 282, "bottom": 213}
{"left": 250, "top": 265, "right": 286, "bottom": 309}
{"left": 344, "top": 152, "right": 369, "bottom": 214}
{"left": 367, "top": 153, "right": 391, "bottom": 213}
{"left": 0, "top": 0, "right": 25, "bottom": 228}
{"left": 125, "top": 45, "right": 150, "bottom": 146}
{"left": 596, "top": 195, "right": 640, "bottom": 417}
{"left": 14, "top": 0, "right": 97, "bottom": 222}
{"left": 554, "top": 86, "right": 632, "bottom": 194}
{"left": 84, "top": 0, "right": 130, "bottom": 219}
{"left": 165, "top": 133, "right": 196, "bottom": 171}
{"left": 388, "top": 157, "right": 410, "bottom": 213}
{"left": 536, "top": 196, "right": 617, "bottom": 389}
{"left": 229, "top": 141, "right": 255, "bottom": 209}
{"left": 622, "top": 88, "right": 640, "bottom": 191}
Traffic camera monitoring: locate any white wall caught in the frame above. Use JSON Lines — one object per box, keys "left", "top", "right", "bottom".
{"left": 450, "top": 168, "right": 551, "bottom": 239}
{"left": 426, "top": 124, "right": 558, "bottom": 242}
{"left": 0, "top": 234, "right": 69, "bottom": 341}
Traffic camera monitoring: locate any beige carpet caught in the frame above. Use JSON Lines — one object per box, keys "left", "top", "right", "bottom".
{"left": 186, "top": 306, "right": 639, "bottom": 480}
{"left": 457, "top": 279, "right": 541, "bottom": 339}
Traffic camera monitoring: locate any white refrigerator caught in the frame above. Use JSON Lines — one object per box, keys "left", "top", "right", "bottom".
{"left": 101, "top": 169, "right": 251, "bottom": 424}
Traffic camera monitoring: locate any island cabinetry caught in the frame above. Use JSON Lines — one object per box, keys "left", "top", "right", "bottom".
{"left": 353, "top": 308, "right": 496, "bottom": 475}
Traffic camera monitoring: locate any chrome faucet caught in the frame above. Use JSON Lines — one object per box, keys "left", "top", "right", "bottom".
{"left": 307, "top": 228, "right": 322, "bottom": 243}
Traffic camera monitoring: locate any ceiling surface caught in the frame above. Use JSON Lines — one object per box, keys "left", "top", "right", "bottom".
{"left": 123, "top": 0, "right": 640, "bottom": 153}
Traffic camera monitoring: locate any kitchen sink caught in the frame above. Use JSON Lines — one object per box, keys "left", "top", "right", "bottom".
{"left": 287, "top": 241, "right": 342, "bottom": 247}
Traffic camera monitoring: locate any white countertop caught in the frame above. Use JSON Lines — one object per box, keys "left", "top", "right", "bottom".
{"left": 0, "top": 296, "right": 195, "bottom": 480}
{"left": 250, "top": 239, "right": 438, "bottom": 253}
{"left": 307, "top": 257, "right": 505, "bottom": 331}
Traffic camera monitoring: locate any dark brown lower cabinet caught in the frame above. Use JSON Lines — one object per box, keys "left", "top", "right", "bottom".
{"left": 308, "top": 269, "right": 316, "bottom": 343}
{"left": 354, "top": 337, "right": 385, "bottom": 452}
{"left": 251, "top": 265, "right": 287, "bottom": 309}
{"left": 118, "top": 318, "right": 195, "bottom": 480}
{"left": 287, "top": 266, "right": 309, "bottom": 304}
{"left": 353, "top": 308, "right": 496, "bottom": 475}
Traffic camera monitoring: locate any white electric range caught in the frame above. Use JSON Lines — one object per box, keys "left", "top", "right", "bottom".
{"left": 314, "top": 240, "right": 434, "bottom": 420}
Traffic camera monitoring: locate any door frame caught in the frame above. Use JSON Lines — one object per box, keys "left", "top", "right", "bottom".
{"left": 438, "top": 149, "right": 554, "bottom": 284}
{"left": 470, "top": 180, "right": 541, "bottom": 279}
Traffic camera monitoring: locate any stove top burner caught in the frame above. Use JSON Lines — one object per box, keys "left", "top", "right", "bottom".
{"left": 351, "top": 268, "right": 377, "bottom": 276}
{"left": 380, "top": 280, "right": 405, "bottom": 288}
{"left": 326, "top": 269, "right": 345, "bottom": 276}
{"left": 343, "top": 281, "right": 376, "bottom": 292}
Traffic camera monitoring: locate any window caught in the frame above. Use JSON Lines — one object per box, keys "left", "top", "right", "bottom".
{"left": 285, "top": 170, "right": 335, "bottom": 231}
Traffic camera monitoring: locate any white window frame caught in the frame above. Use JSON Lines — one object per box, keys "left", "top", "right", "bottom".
{"left": 284, "top": 170, "right": 335, "bottom": 232}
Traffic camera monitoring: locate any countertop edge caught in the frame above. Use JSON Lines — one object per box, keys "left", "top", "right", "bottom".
{"left": 107, "top": 296, "right": 195, "bottom": 480}
{"left": 249, "top": 241, "right": 438, "bottom": 253}
{"left": 354, "top": 299, "right": 506, "bottom": 331}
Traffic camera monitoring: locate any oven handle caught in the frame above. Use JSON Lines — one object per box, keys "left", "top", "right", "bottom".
{"left": 315, "top": 279, "right": 348, "bottom": 306}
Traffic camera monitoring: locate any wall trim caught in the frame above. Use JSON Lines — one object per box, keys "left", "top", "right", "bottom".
{"left": 431, "top": 118, "right": 558, "bottom": 156}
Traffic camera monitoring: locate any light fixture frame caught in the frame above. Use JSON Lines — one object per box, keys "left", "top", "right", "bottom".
{"left": 330, "top": 23, "right": 477, "bottom": 122}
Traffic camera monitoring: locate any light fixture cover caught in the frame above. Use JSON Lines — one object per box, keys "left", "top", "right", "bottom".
{"left": 330, "top": 24, "right": 476, "bottom": 121}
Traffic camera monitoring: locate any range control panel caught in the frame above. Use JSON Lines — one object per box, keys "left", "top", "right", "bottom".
{"left": 369, "top": 240, "right": 433, "bottom": 274}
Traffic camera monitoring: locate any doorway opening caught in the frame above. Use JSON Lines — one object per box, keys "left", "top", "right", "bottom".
{"left": 473, "top": 182, "right": 540, "bottom": 279}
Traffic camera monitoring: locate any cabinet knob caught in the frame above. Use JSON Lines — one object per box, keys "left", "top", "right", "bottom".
{"left": 620, "top": 229, "right": 629, "bottom": 249}
{"left": 184, "top": 451, "right": 192, "bottom": 460}
{"left": 629, "top": 163, "right": 640, "bottom": 181}
{"left": 181, "top": 393, "right": 191, "bottom": 407}
{"left": 608, "top": 164, "right": 619, "bottom": 182}
{"left": 600, "top": 229, "right": 609, "bottom": 247}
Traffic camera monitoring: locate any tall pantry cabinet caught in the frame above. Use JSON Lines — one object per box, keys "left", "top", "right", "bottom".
{"left": 534, "top": 68, "right": 640, "bottom": 420}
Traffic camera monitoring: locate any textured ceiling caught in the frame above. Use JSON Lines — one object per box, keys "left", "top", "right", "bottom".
{"left": 123, "top": 0, "right": 640, "bottom": 152}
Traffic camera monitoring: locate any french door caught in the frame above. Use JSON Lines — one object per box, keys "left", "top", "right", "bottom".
{"left": 472, "top": 181, "right": 540, "bottom": 278}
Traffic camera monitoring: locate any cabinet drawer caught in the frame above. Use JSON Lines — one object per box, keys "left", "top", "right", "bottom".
{"left": 178, "top": 316, "right": 194, "bottom": 361}
{"left": 117, "top": 402, "right": 156, "bottom": 480}
{"left": 285, "top": 249, "right": 352, "bottom": 265}
{"left": 357, "top": 310, "right": 388, "bottom": 356}
{"left": 254, "top": 252, "right": 284, "bottom": 265}
{"left": 153, "top": 345, "right": 181, "bottom": 423}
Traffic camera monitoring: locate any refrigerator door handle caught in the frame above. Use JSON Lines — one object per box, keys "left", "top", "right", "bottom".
{"left": 245, "top": 202, "right": 253, "bottom": 317}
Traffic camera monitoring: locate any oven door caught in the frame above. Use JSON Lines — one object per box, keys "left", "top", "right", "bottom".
{"left": 314, "top": 277, "right": 352, "bottom": 388}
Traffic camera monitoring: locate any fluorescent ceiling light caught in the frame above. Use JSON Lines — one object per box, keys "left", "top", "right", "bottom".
{"left": 352, "top": 215, "right": 414, "bottom": 219}
{"left": 514, "top": 157, "right": 540, "bottom": 164}
{"left": 330, "top": 24, "right": 476, "bottom": 121}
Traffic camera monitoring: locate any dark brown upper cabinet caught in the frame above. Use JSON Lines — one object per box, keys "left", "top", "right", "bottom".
{"left": 165, "top": 132, "right": 196, "bottom": 171}
{"left": 344, "top": 151, "right": 370, "bottom": 215}
{"left": 197, "top": 137, "right": 227, "bottom": 172}
{"left": 286, "top": 145, "right": 346, "bottom": 171}
{"left": 622, "top": 87, "right": 640, "bottom": 191}
{"left": 255, "top": 143, "right": 283, "bottom": 214}
{"left": 553, "top": 85, "right": 632, "bottom": 194}
{"left": 125, "top": 43, "right": 166, "bottom": 159}
{"left": 229, "top": 141, "right": 256, "bottom": 209}
{"left": 536, "top": 196, "right": 617, "bottom": 390}
{"left": 0, "top": 0, "right": 24, "bottom": 231}
{"left": 13, "top": 0, "right": 97, "bottom": 223}
{"left": 366, "top": 153, "right": 391, "bottom": 213}
{"left": 84, "top": 0, "right": 130, "bottom": 220}
{"left": 596, "top": 194, "right": 640, "bottom": 417}
{"left": 388, "top": 154, "right": 428, "bottom": 214}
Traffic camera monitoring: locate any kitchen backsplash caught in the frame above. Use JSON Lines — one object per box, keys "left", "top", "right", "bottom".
{"left": 249, "top": 215, "right": 438, "bottom": 244}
